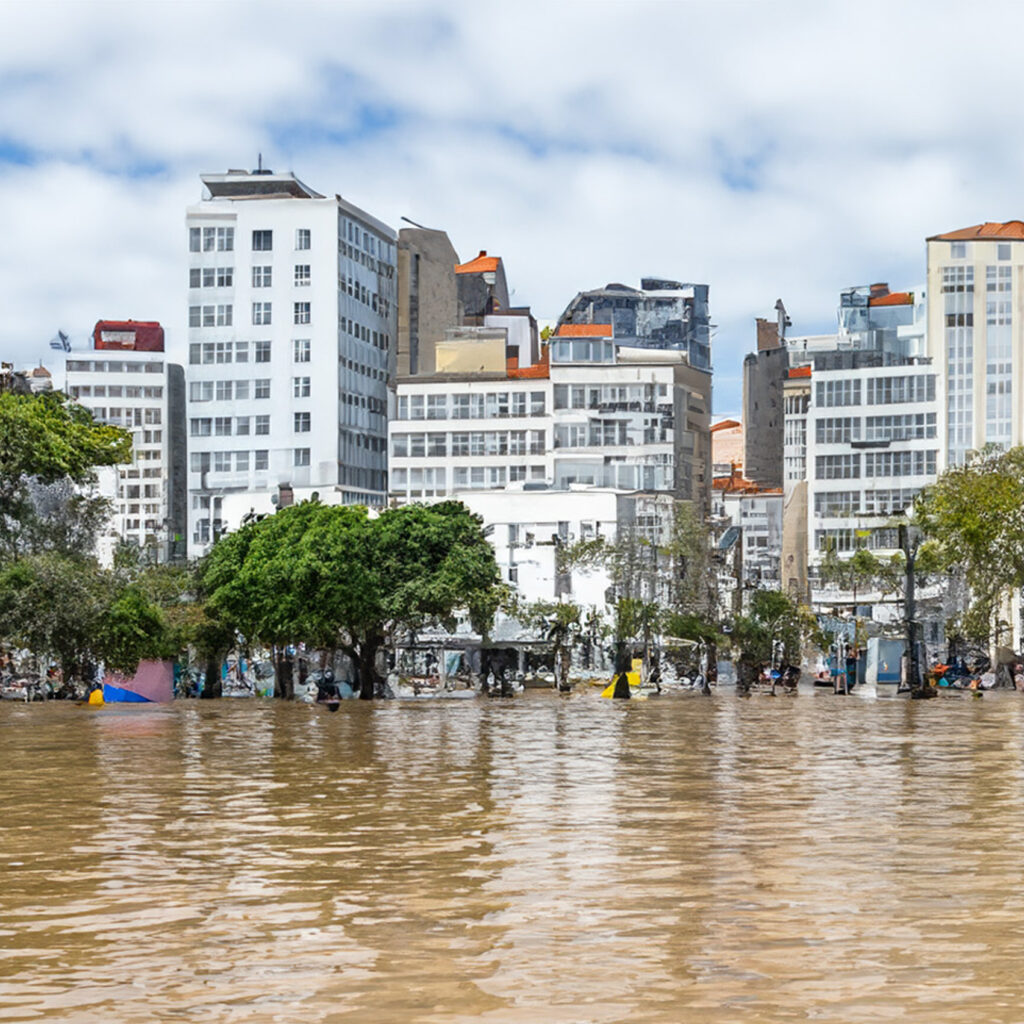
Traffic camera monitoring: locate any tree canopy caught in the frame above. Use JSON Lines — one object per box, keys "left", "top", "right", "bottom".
{"left": 202, "top": 500, "right": 502, "bottom": 698}
{"left": 0, "top": 390, "right": 131, "bottom": 559}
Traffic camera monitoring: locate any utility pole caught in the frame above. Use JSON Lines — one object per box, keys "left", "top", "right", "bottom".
{"left": 900, "top": 521, "right": 932, "bottom": 699}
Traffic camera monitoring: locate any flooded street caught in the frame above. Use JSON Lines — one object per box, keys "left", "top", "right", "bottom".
{"left": 4, "top": 691, "right": 1024, "bottom": 1023}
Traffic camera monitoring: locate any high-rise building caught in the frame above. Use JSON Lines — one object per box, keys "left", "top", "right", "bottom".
{"left": 557, "top": 279, "right": 712, "bottom": 371}
{"left": 779, "top": 284, "right": 940, "bottom": 608}
{"left": 926, "top": 222, "right": 1024, "bottom": 465}
{"left": 65, "top": 320, "right": 186, "bottom": 562}
{"left": 184, "top": 167, "right": 396, "bottom": 553}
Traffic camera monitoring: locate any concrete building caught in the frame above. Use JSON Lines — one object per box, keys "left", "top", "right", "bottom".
{"left": 742, "top": 310, "right": 789, "bottom": 489}
{"left": 395, "top": 226, "right": 461, "bottom": 377}
{"left": 777, "top": 285, "right": 939, "bottom": 607}
{"left": 389, "top": 322, "right": 711, "bottom": 509}
{"left": 185, "top": 167, "right": 396, "bottom": 552}
{"left": 456, "top": 250, "right": 511, "bottom": 320}
{"left": 711, "top": 467, "right": 783, "bottom": 609}
{"left": 926, "top": 222, "right": 1024, "bottom": 465}
{"left": 781, "top": 367, "right": 811, "bottom": 599}
{"left": 65, "top": 320, "right": 186, "bottom": 562}
{"left": 557, "top": 279, "right": 712, "bottom": 371}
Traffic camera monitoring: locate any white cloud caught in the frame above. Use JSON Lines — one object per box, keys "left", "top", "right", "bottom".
{"left": 3, "top": 0, "right": 1024, "bottom": 411}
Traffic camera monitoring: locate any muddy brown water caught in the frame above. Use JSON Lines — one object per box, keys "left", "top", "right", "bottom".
{"left": 3, "top": 690, "right": 1024, "bottom": 1023}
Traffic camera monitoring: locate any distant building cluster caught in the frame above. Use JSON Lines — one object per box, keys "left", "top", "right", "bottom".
{"left": 12, "top": 162, "right": 1023, "bottom": 635}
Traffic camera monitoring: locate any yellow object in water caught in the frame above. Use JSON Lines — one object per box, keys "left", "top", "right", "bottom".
{"left": 88, "top": 689, "right": 104, "bottom": 706}
{"left": 601, "top": 671, "right": 644, "bottom": 699}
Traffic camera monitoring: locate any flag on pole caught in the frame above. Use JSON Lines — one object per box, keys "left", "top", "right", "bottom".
{"left": 48, "top": 330, "right": 70, "bottom": 352}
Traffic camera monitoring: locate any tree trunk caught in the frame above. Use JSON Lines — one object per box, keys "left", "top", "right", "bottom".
{"left": 273, "top": 648, "right": 294, "bottom": 700}
{"left": 357, "top": 643, "right": 380, "bottom": 700}
{"left": 201, "top": 654, "right": 222, "bottom": 699}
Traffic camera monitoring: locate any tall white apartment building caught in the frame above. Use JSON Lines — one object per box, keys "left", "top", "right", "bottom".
{"left": 778, "top": 286, "right": 941, "bottom": 603}
{"left": 65, "top": 320, "right": 186, "bottom": 562}
{"left": 926, "top": 222, "right": 1024, "bottom": 465}
{"left": 185, "top": 167, "right": 395, "bottom": 552}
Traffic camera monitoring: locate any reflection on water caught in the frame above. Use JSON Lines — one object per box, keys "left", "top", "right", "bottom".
{"left": 3, "top": 692, "right": 1024, "bottom": 1022}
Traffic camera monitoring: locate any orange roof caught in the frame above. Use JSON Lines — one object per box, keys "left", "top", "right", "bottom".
{"left": 506, "top": 345, "right": 550, "bottom": 379}
{"left": 455, "top": 250, "right": 501, "bottom": 275}
{"left": 787, "top": 365, "right": 812, "bottom": 378}
{"left": 869, "top": 291, "right": 913, "bottom": 306}
{"left": 555, "top": 323, "right": 613, "bottom": 337}
{"left": 710, "top": 419, "right": 741, "bottom": 432}
{"left": 929, "top": 221, "right": 1024, "bottom": 241}
{"left": 713, "top": 465, "right": 781, "bottom": 495}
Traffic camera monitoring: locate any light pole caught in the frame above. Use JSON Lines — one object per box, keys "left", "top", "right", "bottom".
{"left": 899, "top": 520, "right": 933, "bottom": 699}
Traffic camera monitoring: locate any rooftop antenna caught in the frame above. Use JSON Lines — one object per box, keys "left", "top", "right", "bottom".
{"left": 401, "top": 215, "right": 438, "bottom": 231}
{"left": 258, "top": 152, "right": 263, "bottom": 172}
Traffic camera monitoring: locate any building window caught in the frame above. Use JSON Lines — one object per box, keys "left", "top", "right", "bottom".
{"left": 252, "top": 302, "right": 272, "bottom": 325}
{"left": 294, "top": 412, "right": 311, "bottom": 432}
{"left": 189, "top": 307, "right": 201, "bottom": 328}
{"left": 215, "top": 380, "right": 232, "bottom": 401}
{"left": 294, "top": 264, "right": 311, "bottom": 287}
{"left": 293, "top": 338, "right": 311, "bottom": 363}
{"left": 255, "top": 450, "right": 269, "bottom": 471}
{"left": 190, "top": 381, "right": 213, "bottom": 401}
{"left": 190, "top": 418, "right": 212, "bottom": 437}
{"left": 217, "top": 227, "right": 234, "bottom": 252}
{"left": 189, "top": 228, "right": 201, "bottom": 252}
{"left": 293, "top": 376, "right": 311, "bottom": 398}
{"left": 217, "top": 267, "right": 233, "bottom": 287}
{"left": 214, "top": 416, "right": 232, "bottom": 436}
{"left": 254, "top": 379, "right": 271, "bottom": 399}
{"left": 217, "top": 304, "right": 232, "bottom": 326}
{"left": 252, "top": 265, "right": 272, "bottom": 288}
{"left": 998, "top": 243, "right": 1012, "bottom": 261}
{"left": 255, "top": 415, "right": 270, "bottom": 435}
{"left": 236, "top": 416, "right": 250, "bottom": 435}
{"left": 951, "top": 242, "right": 967, "bottom": 259}
{"left": 252, "top": 230, "right": 273, "bottom": 251}
{"left": 296, "top": 229, "right": 311, "bottom": 250}
{"left": 294, "top": 302, "right": 311, "bottom": 324}
{"left": 253, "top": 340, "right": 271, "bottom": 363}
{"left": 294, "top": 448, "right": 311, "bottom": 467}
{"left": 189, "top": 267, "right": 201, "bottom": 288}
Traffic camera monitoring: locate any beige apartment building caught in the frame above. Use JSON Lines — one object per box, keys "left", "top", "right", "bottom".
{"left": 926, "top": 221, "right": 1024, "bottom": 466}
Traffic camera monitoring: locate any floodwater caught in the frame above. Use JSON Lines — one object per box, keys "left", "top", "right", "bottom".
{"left": 3, "top": 690, "right": 1024, "bottom": 1023}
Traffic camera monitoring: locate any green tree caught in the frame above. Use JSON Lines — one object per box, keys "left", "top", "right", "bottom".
{"left": 524, "top": 600, "right": 581, "bottom": 688}
{"left": 202, "top": 500, "right": 502, "bottom": 699}
{"left": 915, "top": 445, "right": 1024, "bottom": 649}
{"left": 0, "top": 554, "right": 170, "bottom": 689}
{"left": 732, "top": 590, "right": 820, "bottom": 692}
{"left": 0, "top": 391, "right": 130, "bottom": 558}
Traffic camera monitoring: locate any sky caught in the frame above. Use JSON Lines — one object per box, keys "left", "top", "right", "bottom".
{"left": 3, "top": 0, "right": 1024, "bottom": 415}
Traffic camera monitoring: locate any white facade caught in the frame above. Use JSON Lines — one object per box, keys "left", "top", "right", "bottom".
{"left": 185, "top": 169, "right": 395, "bottom": 553}
{"left": 389, "top": 345, "right": 704, "bottom": 504}
{"left": 806, "top": 359, "right": 941, "bottom": 564}
{"left": 66, "top": 350, "right": 184, "bottom": 560}
{"left": 925, "top": 227, "right": 1024, "bottom": 466}
{"left": 456, "top": 487, "right": 622, "bottom": 609}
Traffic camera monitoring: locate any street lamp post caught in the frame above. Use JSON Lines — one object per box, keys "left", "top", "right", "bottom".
{"left": 899, "top": 521, "right": 933, "bottom": 699}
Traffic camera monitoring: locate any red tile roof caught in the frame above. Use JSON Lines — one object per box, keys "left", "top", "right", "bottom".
{"left": 711, "top": 418, "right": 742, "bottom": 432}
{"left": 868, "top": 291, "right": 913, "bottom": 307}
{"left": 506, "top": 346, "right": 550, "bottom": 379}
{"left": 929, "top": 221, "right": 1024, "bottom": 241}
{"left": 555, "top": 323, "right": 613, "bottom": 337}
{"left": 455, "top": 250, "right": 501, "bottom": 274}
